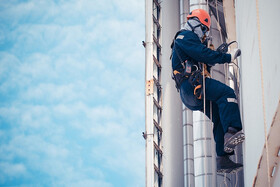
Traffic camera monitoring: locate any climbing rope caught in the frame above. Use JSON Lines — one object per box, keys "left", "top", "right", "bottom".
{"left": 202, "top": 2, "right": 209, "bottom": 186}
{"left": 202, "top": 62, "right": 208, "bottom": 187}
{"left": 234, "top": 155, "right": 239, "bottom": 187}
{"left": 201, "top": 2, "right": 209, "bottom": 187}
{"left": 224, "top": 173, "right": 228, "bottom": 187}
{"left": 255, "top": 0, "right": 271, "bottom": 186}
{"left": 218, "top": 173, "right": 228, "bottom": 187}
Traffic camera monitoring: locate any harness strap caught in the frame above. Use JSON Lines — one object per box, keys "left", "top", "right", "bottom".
{"left": 194, "top": 85, "right": 202, "bottom": 99}
{"left": 188, "top": 70, "right": 203, "bottom": 99}
{"left": 172, "top": 70, "right": 189, "bottom": 92}
{"left": 202, "top": 64, "right": 211, "bottom": 78}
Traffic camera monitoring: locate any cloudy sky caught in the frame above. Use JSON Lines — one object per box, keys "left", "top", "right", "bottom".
{"left": 0, "top": 0, "right": 145, "bottom": 186}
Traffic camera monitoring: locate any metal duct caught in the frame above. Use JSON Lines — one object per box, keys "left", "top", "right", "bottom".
{"left": 161, "top": 0, "right": 184, "bottom": 186}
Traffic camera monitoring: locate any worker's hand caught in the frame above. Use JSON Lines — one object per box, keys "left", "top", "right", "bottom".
{"left": 230, "top": 48, "right": 241, "bottom": 62}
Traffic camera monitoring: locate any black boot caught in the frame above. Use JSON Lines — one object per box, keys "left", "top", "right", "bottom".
{"left": 216, "top": 155, "right": 243, "bottom": 174}
{"left": 224, "top": 127, "right": 245, "bottom": 153}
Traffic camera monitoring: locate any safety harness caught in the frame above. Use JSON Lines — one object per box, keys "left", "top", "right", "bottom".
{"left": 171, "top": 30, "right": 210, "bottom": 100}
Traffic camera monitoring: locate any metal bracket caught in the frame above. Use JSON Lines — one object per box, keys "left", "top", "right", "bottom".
{"left": 142, "top": 132, "right": 154, "bottom": 140}
{"left": 146, "top": 79, "right": 154, "bottom": 95}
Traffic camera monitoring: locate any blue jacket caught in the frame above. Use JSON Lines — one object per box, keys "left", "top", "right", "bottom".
{"left": 172, "top": 30, "right": 231, "bottom": 71}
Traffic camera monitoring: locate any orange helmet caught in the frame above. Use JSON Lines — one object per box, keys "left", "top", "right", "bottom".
{"left": 187, "top": 9, "right": 211, "bottom": 30}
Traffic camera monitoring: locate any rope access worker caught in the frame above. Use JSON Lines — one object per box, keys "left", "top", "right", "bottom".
{"left": 171, "top": 9, "right": 245, "bottom": 173}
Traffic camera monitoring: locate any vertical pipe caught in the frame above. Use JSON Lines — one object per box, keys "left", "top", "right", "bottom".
{"left": 183, "top": 108, "right": 195, "bottom": 187}
{"left": 161, "top": 0, "right": 183, "bottom": 186}
{"left": 145, "top": 0, "right": 155, "bottom": 186}
{"left": 180, "top": 0, "right": 190, "bottom": 28}
{"left": 193, "top": 111, "right": 213, "bottom": 187}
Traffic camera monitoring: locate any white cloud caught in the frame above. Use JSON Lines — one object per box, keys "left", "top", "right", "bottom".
{"left": 0, "top": 162, "right": 27, "bottom": 176}
{"left": 0, "top": 162, "right": 28, "bottom": 184}
{"left": 0, "top": 0, "right": 145, "bottom": 186}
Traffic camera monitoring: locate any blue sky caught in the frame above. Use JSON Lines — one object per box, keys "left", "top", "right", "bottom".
{"left": 0, "top": 0, "right": 145, "bottom": 186}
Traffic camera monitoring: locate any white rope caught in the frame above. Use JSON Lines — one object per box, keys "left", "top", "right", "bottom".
{"left": 218, "top": 173, "right": 228, "bottom": 187}
{"left": 224, "top": 173, "right": 228, "bottom": 187}
{"left": 202, "top": 63, "right": 208, "bottom": 187}
{"left": 235, "top": 168, "right": 239, "bottom": 187}
{"left": 203, "top": 2, "right": 209, "bottom": 187}
{"left": 255, "top": 0, "right": 271, "bottom": 186}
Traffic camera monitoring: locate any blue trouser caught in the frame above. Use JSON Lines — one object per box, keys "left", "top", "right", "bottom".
{"left": 180, "top": 78, "right": 242, "bottom": 156}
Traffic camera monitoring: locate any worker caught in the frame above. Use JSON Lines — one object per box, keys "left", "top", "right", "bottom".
{"left": 171, "top": 9, "right": 245, "bottom": 173}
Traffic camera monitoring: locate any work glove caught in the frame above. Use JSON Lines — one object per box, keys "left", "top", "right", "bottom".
{"left": 230, "top": 48, "right": 241, "bottom": 62}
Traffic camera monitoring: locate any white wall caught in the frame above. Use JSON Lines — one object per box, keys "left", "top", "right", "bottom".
{"left": 235, "top": 0, "right": 280, "bottom": 186}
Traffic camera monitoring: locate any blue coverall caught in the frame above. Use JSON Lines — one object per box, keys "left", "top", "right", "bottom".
{"left": 172, "top": 30, "right": 242, "bottom": 156}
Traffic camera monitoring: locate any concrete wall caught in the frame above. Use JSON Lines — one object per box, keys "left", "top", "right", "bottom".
{"left": 235, "top": 0, "right": 280, "bottom": 186}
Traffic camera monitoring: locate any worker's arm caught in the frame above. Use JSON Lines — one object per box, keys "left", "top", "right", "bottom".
{"left": 176, "top": 31, "right": 231, "bottom": 65}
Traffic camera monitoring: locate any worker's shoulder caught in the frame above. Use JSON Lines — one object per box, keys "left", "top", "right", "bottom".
{"left": 176, "top": 29, "right": 192, "bottom": 37}
{"left": 176, "top": 30, "right": 199, "bottom": 42}
{"left": 179, "top": 29, "right": 196, "bottom": 36}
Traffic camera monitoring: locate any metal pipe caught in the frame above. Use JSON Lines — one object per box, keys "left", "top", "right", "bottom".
{"left": 180, "top": 0, "right": 190, "bottom": 28}
{"left": 161, "top": 0, "right": 184, "bottom": 186}
{"left": 183, "top": 108, "right": 195, "bottom": 187}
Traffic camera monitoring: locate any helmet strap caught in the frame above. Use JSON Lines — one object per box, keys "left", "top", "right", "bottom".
{"left": 187, "top": 21, "right": 201, "bottom": 32}
{"left": 187, "top": 21, "right": 195, "bottom": 32}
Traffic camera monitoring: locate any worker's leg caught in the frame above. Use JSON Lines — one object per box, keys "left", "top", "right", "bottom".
{"left": 204, "top": 100, "right": 233, "bottom": 156}
{"left": 205, "top": 100, "right": 242, "bottom": 173}
{"left": 204, "top": 78, "right": 242, "bottom": 133}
